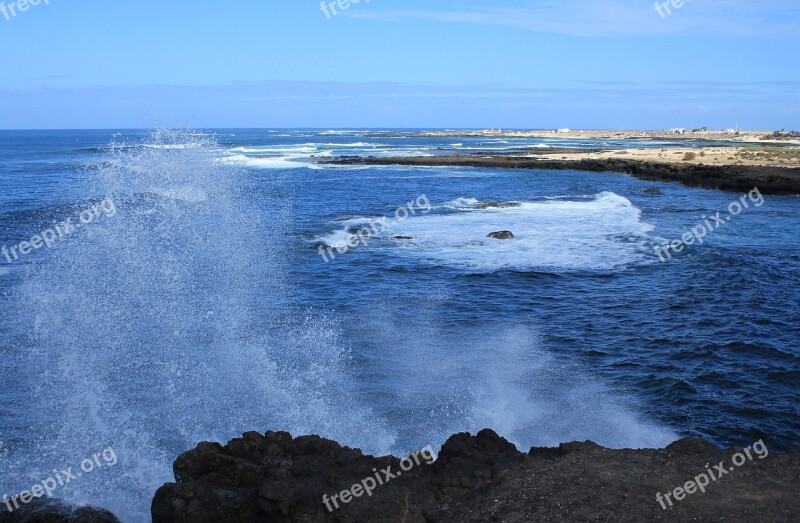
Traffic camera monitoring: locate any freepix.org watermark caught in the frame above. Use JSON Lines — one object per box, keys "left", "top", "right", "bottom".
{"left": 654, "top": 188, "right": 763, "bottom": 262}
{"left": 320, "top": 0, "right": 369, "bottom": 19}
{"left": 654, "top": 0, "right": 693, "bottom": 19}
{"left": 322, "top": 445, "right": 435, "bottom": 512}
{"left": 3, "top": 447, "right": 118, "bottom": 514}
{"left": 656, "top": 440, "right": 768, "bottom": 510}
{"left": 1, "top": 0, "right": 49, "bottom": 22}
{"left": 1, "top": 196, "right": 117, "bottom": 265}
{"left": 318, "top": 194, "right": 431, "bottom": 263}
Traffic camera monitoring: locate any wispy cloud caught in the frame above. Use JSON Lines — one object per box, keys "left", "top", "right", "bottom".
{"left": 346, "top": 0, "right": 800, "bottom": 37}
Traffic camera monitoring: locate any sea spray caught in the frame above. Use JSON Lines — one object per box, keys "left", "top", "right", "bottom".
{"left": 346, "top": 284, "right": 677, "bottom": 453}
{"left": 0, "top": 131, "right": 395, "bottom": 521}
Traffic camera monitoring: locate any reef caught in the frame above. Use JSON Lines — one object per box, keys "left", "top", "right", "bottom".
{"left": 326, "top": 155, "right": 800, "bottom": 195}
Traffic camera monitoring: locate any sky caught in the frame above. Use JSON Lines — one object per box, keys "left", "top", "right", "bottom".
{"left": 0, "top": 0, "right": 798, "bottom": 129}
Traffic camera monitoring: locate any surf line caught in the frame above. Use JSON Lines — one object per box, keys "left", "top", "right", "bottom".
{"left": 318, "top": 194, "right": 431, "bottom": 263}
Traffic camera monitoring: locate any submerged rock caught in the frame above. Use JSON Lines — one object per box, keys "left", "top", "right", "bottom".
{"left": 643, "top": 187, "right": 662, "bottom": 194}
{"left": 487, "top": 230, "right": 514, "bottom": 240}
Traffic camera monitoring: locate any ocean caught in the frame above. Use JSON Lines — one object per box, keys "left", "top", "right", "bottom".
{"left": 0, "top": 129, "right": 798, "bottom": 521}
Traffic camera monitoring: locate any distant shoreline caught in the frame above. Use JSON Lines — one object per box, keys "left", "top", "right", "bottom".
{"left": 325, "top": 147, "right": 800, "bottom": 195}
{"left": 367, "top": 129, "right": 800, "bottom": 145}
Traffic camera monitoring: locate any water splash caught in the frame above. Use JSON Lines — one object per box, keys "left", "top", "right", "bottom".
{"left": 0, "top": 131, "right": 679, "bottom": 521}
{"left": 0, "top": 131, "right": 394, "bottom": 521}
{"left": 349, "top": 288, "right": 677, "bottom": 454}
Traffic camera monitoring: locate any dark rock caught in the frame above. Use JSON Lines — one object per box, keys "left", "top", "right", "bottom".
{"left": 325, "top": 155, "right": 800, "bottom": 195}
{"left": 0, "top": 498, "right": 120, "bottom": 523}
{"left": 151, "top": 429, "right": 800, "bottom": 522}
{"left": 394, "top": 236, "right": 413, "bottom": 240}
{"left": 643, "top": 187, "right": 661, "bottom": 194}
{"left": 487, "top": 231, "right": 514, "bottom": 240}
{"left": 665, "top": 437, "right": 718, "bottom": 455}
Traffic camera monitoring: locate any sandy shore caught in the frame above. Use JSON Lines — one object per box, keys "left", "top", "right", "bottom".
{"left": 325, "top": 131, "right": 800, "bottom": 194}
{"left": 414, "top": 129, "right": 800, "bottom": 146}
{"left": 530, "top": 145, "right": 800, "bottom": 168}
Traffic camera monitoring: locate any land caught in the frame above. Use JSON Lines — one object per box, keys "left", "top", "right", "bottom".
{"left": 322, "top": 129, "right": 800, "bottom": 195}
{"left": 5, "top": 430, "right": 799, "bottom": 522}
{"left": 370, "top": 129, "right": 800, "bottom": 146}
{"left": 533, "top": 145, "right": 800, "bottom": 168}
{"left": 149, "top": 430, "right": 799, "bottom": 522}
{"left": 326, "top": 145, "right": 800, "bottom": 195}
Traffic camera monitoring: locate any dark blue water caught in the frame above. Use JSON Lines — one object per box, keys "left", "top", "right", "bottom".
{"left": 1, "top": 130, "right": 798, "bottom": 520}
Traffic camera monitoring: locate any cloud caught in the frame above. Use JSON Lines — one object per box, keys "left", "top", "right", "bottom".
{"left": 346, "top": 0, "right": 800, "bottom": 37}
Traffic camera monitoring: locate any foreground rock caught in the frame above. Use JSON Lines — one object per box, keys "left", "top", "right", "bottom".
{"left": 326, "top": 155, "right": 800, "bottom": 195}
{"left": 0, "top": 498, "right": 120, "bottom": 523}
{"left": 152, "top": 430, "right": 800, "bottom": 522}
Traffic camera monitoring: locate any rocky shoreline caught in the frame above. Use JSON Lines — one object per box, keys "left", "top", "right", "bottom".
{"left": 6, "top": 430, "right": 798, "bottom": 522}
{"left": 325, "top": 155, "right": 800, "bottom": 195}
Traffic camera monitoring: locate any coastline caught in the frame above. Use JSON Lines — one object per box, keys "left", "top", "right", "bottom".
{"left": 151, "top": 430, "right": 799, "bottom": 522}
{"left": 6, "top": 429, "right": 798, "bottom": 522}
{"left": 388, "top": 129, "right": 800, "bottom": 146}
{"left": 325, "top": 150, "right": 800, "bottom": 195}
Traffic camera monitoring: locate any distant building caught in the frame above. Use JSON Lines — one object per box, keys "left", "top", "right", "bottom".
{"left": 557, "top": 128, "right": 571, "bottom": 133}
{"left": 669, "top": 128, "right": 687, "bottom": 135}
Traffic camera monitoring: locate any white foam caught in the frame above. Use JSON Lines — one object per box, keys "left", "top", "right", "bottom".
{"left": 217, "top": 154, "right": 316, "bottom": 169}
{"left": 373, "top": 148, "right": 434, "bottom": 157}
{"left": 319, "top": 130, "right": 367, "bottom": 136}
{"left": 388, "top": 192, "right": 654, "bottom": 272}
{"left": 440, "top": 197, "right": 481, "bottom": 210}
{"left": 315, "top": 228, "right": 354, "bottom": 249}
{"left": 228, "top": 146, "right": 318, "bottom": 154}
{"left": 328, "top": 142, "right": 372, "bottom": 147}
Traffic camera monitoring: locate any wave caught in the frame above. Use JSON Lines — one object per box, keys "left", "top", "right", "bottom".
{"left": 314, "top": 192, "right": 656, "bottom": 273}
{"left": 314, "top": 228, "right": 354, "bottom": 249}
{"left": 439, "top": 197, "right": 482, "bottom": 210}
{"left": 319, "top": 193, "right": 656, "bottom": 273}
{"left": 217, "top": 154, "right": 318, "bottom": 169}
{"left": 0, "top": 130, "right": 392, "bottom": 520}
{"left": 228, "top": 146, "right": 319, "bottom": 154}
{"left": 318, "top": 130, "right": 368, "bottom": 136}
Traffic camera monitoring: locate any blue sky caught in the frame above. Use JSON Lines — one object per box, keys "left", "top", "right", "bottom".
{"left": 0, "top": 0, "right": 798, "bottom": 129}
